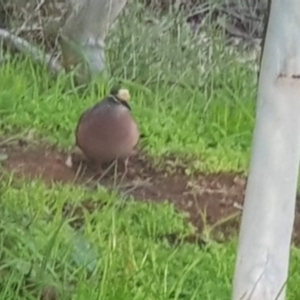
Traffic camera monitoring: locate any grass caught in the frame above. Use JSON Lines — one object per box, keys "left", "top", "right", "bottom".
{"left": 0, "top": 178, "right": 231, "bottom": 300}
{"left": 0, "top": 56, "right": 256, "bottom": 173}
{"left": 0, "top": 1, "right": 258, "bottom": 173}
{"left": 0, "top": 3, "right": 299, "bottom": 299}
{"left": 1, "top": 177, "right": 300, "bottom": 299}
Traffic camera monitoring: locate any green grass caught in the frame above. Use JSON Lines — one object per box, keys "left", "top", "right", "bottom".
{"left": 0, "top": 56, "right": 256, "bottom": 172}
{"left": 0, "top": 177, "right": 300, "bottom": 299}
{"left": 0, "top": 0, "right": 259, "bottom": 173}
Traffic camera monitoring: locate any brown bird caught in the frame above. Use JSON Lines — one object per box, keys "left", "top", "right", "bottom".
{"left": 74, "top": 87, "right": 140, "bottom": 173}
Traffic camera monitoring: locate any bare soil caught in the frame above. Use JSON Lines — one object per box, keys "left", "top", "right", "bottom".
{"left": 2, "top": 140, "right": 300, "bottom": 245}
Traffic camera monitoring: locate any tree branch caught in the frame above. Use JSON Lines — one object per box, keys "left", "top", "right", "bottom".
{"left": 0, "top": 28, "right": 63, "bottom": 74}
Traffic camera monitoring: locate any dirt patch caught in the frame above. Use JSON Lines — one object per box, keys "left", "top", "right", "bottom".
{"left": 1, "top": 141, "right": 300, "bottom": 245}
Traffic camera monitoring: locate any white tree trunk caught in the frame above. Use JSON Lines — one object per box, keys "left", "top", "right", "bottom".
{"left": 60, "top": 0, "right": 127, "bottom": 85}
{"left": 232, "top": 1, "right": 300, "bottom": 300}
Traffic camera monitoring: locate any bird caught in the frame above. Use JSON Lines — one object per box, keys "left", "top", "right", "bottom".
{"left": 74, "top": 86, "right": 140, "bottom": 173}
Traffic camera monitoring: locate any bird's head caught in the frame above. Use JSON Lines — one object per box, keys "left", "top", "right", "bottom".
{"left": 110, "top": 86, "right": 131, "bottom": 102}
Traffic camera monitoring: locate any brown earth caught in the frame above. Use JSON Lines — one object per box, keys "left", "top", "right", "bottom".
{"left": 1, "top": 139, "right": 300, "bottom": 245}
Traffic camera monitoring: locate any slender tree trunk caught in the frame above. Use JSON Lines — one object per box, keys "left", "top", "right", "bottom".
{"left": 59, "top": 0, "right": 127, "bottom": 85}
{"left": 232, "top": 1, "right": 300, "bottom": 299}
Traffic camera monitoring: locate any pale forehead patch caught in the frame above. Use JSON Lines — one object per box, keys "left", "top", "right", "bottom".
{"left": 117, "top": 89, "right": 130, "bottom": 101}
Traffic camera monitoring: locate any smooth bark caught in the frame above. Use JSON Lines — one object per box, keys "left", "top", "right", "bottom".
{"left": 60, "top": 0, "right": 127, "bottom": 85}
{"left": 232, "top": 1, "right": 300, "bottom": 299}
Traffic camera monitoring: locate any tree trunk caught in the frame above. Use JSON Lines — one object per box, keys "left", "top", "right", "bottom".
{"left": 232, "top": 1, "right": 300, "bottom": 299}
{"left": 59, "top": 0, "right": 127, "bottom": 86}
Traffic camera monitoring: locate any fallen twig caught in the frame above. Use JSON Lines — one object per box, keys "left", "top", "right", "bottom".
{"left": 0, "top": 28, "right": 63, "bottom": 74}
